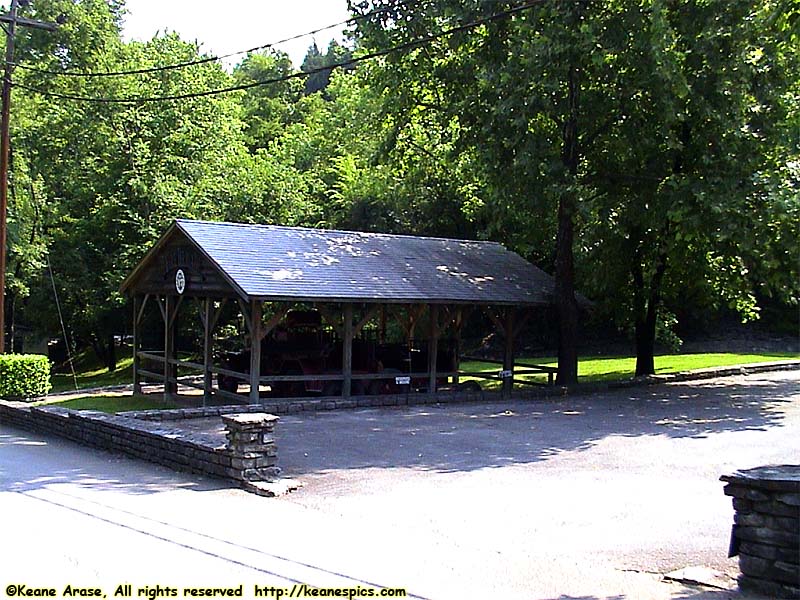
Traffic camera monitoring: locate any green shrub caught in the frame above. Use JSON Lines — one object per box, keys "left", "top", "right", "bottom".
{"left": 0, "top": 354, "right": 51, "bottom": 400}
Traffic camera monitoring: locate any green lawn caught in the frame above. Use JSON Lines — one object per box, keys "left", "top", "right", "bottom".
{"left": 43, "top": 350, "right": 797, "bottom": 412}
{"left": 37, "top": 393, "right": 178, "bottom": 413}
{"left": 462, "top": 351, "right": 800, "bottom": 389}
{"left": 50, "top": 356, "right": 134, "bottom": 393}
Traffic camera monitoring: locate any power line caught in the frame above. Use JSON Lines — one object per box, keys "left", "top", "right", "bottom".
{"left": 11, "top": 0, "right": 424, "bottom": 79}
{"left": 15, "top": 0, "right": 547, "bottom": 105}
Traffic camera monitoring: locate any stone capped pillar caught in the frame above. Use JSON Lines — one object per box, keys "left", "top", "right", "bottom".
{"left": 222, "top": 413, "right": 279, "bottom": 482}
{"left": 721, "top": 465, "right": 800, "bottom": 599}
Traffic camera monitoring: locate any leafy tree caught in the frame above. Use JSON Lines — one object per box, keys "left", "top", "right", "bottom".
{"left": 350, "top": 0, "right": 800, "bottom": 378}
{"left": 301, "top": 39, "right": 353, "bottom": 96}
{"left": 350, "top": 0, "right": 632, "bottom": 383}
{"left": 11, "top": 6, "right": 250, "bottom": 368}
{"left": 4, "top": 0, "right": 127, "bottom": 357}
{"left": 232, "top": 49, "right": 303, "bottom": 150}
{"left": 3, "top": 0, "right": 795, "bottom": 378}
{"left": 582, "top": 0, "right": 800, "bottom": 374}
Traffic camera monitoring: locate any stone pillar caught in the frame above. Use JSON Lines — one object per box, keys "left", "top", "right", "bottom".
{"left": 721, "top": 465, "right": 800, "bottom": 599}
{"left": 222, "top": 413, "right": 280, "bottom": 482}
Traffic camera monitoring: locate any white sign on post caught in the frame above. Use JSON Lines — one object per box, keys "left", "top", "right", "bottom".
{"left": 395, "top": 376, "right": 411, "bottom": 386}
{"left": 175, "top": 269, "right": 186, "bottom": 294}
{"left": 499, "top": 369, "right": 513, "bottom": 379}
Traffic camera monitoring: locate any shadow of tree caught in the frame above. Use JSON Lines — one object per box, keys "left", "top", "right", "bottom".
{"left": 275, "top": 373, "right": 797, "bottom": 476}
{"left": 669, "top": 589, "right": 749, "bottom": 599}
{"left": 543, "top": 590, "right": 751, "bottom": 600}
{"left": 541, "top": 596, "right": 625, "bottom": 600}
{"left": 3, "top": 372, "right": 796, "bottom": 486}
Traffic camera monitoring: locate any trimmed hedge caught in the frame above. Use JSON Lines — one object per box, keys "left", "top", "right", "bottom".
{"left": 0, "top": 354, "right": 51, "bottom": 400}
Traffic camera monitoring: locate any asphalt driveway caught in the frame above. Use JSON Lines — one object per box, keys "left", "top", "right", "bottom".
{"left": 1, "top": 370, "right": 798, "bottom": 599}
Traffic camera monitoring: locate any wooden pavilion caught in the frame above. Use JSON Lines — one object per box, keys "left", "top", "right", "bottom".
{"left": 120, "top": 219, "right": 559, "bottom": 404}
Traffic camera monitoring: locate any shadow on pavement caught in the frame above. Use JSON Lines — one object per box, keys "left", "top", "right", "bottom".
{"left": 0, "top": 430, "right": 228, "bottom": 495}
{"left": 541, "top": 596, "right": 625, "bottom": 600}
{"left": 670, "top": 590, "right": 754, "bottom": 600}
{"left": 275, "top": 373, "right": 797, "bottom": 476}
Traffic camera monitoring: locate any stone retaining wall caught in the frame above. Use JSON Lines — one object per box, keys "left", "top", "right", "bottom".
{"left": 722, "top": 465, "right": 800, "bottom": 599}
{"left": 0, "top": 401, "right": 284, "bottom": 495}
{"left": 121, "top": 361, "right": 799, "bottom": 424}
{"left": 120, "top": 388, "right": 487, "bottom": 421}
{"left": 75, "top": 360, "right": 800, "bottom": 423}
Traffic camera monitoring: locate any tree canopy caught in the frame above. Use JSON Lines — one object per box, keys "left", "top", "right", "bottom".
{"left": 2, "top": 0, "right": 797, "bottom": 376}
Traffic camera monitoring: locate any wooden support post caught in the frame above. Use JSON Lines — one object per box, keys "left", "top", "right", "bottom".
{"left": 502, "top": 308, "right": 516, "bottom": 399}
{"left": 202, "top": 298, "right": 213, "bottom": 406}
{"left": 428, "top": 304, "right": 439, "bottom": 394}
{"left": 132, "top": 295, "right": 141, "bottom": 395}
{"left": 342, "top": 303, "right": 353, "bottom": 398}
{"left": 379, "top": 305, "right": 387, "bottom": 344}
{"left": 453, "top": 307, "right": 463, "bottom": 385}
{"left": 249, "top": 300, "right": 263, "bottom": 404}
{"left": 163, "top": 295, "right": 177, "bottom": 400}
{"left": 401, "top": 304, "right": 425, "bottom": 347}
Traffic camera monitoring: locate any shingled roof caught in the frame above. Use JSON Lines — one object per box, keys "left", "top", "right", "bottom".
{"left": 121, "top": 219, "right": 557, "bottom": 306}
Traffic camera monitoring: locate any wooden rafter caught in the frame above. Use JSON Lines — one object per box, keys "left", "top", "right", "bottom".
{"left": 168, "top": 295, "right": 183, "bottom": 328}
{"left": 155, "top": 295, "right": 167, "bottom": 322}
{"left": 259, "top": 305, "right": 290, "bottom": 341}
{"left": 316, "top": 304, "right": 344, "bottom": 337}
{"left": 483, "top": 306, "right": 507, "bottom": 337}
{"left": 136, "top": 294, "right": 151, "bottom": 326}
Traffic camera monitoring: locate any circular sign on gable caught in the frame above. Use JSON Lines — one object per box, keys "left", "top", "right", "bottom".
{"left": 175, "top": 269, "right": 186, "bottom": 294}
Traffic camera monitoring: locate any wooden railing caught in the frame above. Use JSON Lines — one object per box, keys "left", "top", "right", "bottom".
{"left": 462, "top": 355, "right": 557, "bottom": 386}
{"left": 137, "top": 348, "right": 553, "bottom": 401}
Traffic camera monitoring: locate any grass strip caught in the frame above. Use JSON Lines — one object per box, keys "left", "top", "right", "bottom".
{"left": 462, "top": 351, "right": 799, "bottom": 389}
{"left": 36, "top": 394, "right": 178, "bottom": 413}
{"left": 46, "top": 351, "right": 798, "bottom": 410}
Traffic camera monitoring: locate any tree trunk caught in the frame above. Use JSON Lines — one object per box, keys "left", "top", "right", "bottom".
{"left": 632, "top": 246, "right": 668, "bottom": 377}
{"left": 555, "top": 194, "right": 579, "bottom": 385}
{"left": 7, "top": 289, "right": 15, "bottom": 352}
{"left": 106, "top": 333, "right": 117, "bottom": 372}
{"left": 555, "top": 63, "right": 581, "bottom": 386}
{"left": 90, "top": 333, "right": 117, "bottom": 372}
{"left": 634, "top": 308, "right": 657, "bottom": 376}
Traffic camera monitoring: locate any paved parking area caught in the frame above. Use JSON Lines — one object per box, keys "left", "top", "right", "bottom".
{"left": 1, "top": 370, "right": 798, "bottom": 599}
{"left": 271, "top": 370, "right": 799, "bottom": 592}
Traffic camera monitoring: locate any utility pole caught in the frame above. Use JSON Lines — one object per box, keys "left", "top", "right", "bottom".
{"left": 0, "top": 0, "right": 59, "bottom": 353}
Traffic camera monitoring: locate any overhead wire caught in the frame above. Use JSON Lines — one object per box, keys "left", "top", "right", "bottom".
{"left": 47, "top": 251, "right": 78, "bottom": 391}
{"left": 10, "top": 0, "right": 425, "bottom": 78}
{"left": 14, "top": 0, "right": 548, "bottom": 104}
